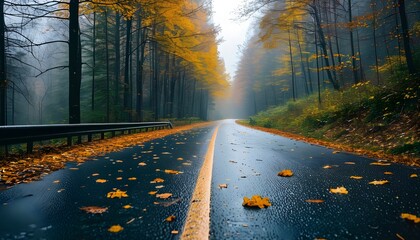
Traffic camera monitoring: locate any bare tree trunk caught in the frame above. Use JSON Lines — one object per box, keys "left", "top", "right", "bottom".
{"left": 114, "top": 13, "right": 121, "bottom": 115}
{"left": 69, "top": 0, "right": 81, "bottom": 124}
{"left": 136, "top": 18, "right": 146, "bottom": 121}
{"left": 398, "top": 0, "right": 416, "bottom": 74}
{"left": 91, "top": 12, "right": 96, "bottom": 111}
{"left": 348, "top": 0, "right": 359, "bottom": 84}
{"left": 288, "top": 30, "right": 296, "bottom": 101}
{"left": 0, "top": 0, "right": 6, "bottom": 125}
{"left": 371, "top": 0, "right": 380, "bottom": 84}
{"left": 124, "top": 18, "right": 132, "bottom": 121}
{"left": 105, "top": 9, "right": 110, "bottom": 122}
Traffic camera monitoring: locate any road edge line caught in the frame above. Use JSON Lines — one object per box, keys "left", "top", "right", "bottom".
{"left": 181, "top": 126, "right": 219, "bottom": 240}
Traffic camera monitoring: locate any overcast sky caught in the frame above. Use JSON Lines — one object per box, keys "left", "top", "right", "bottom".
{"left": 211, "top": 0, "right": 254, "bottom": 80}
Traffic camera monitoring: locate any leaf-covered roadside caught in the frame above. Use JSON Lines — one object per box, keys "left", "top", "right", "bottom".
{"left": 238, "top": 121, "right": 420, "bottom": 168}
{"left": 0, "top": 122, "right": 212, "bottom": 187}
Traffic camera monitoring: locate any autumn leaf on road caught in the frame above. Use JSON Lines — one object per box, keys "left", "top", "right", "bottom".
{"left": 410, "top": 174, "right": 418, "bottom": 178}
{"left": 370, "top": 162, "right": 391, "bottom": 166}
{"left": 242, "top": 195, "right": 271, "bottom": 208}
{"left": 305, "top": 199, "right": 325, "bottom": 203}
{"left": 80, "top": 206, "right": 108, "bottom": 214}
{"left": 138, "top": 162, "right": 147, "bottom": 166}
{"left": 128, "top": 177, "right": 137, "bottom": 181}
{"left": 350, "top": 176, "right": 363, "bottom": 180}
{"left": 323, "top": 165, "right": 333, "bottom": 169}
{"left": 108, "top": 225, "right": 124, "bottom": 233}
{"left": 164, "top": 169, "right": 183, "bottom": 175}
{"left": 401, "top": 213, "right": 420, "bottom": 223}
{"left": 218, "top": 184, "right": 228, "bottom": 189}
{"left": 156, "top": 193, "right": 172, "bottom": 199}
{"left": 151, "top": 178, "right": 164, "bottom": 183}
{"left": 166, "top": 215, "right": 176, "bottom": 222}
{"left": 107, "top": 189, "right": 128, "bottom": 199}
{"left": 148, "top": 191, "right": 157, "bottom": 195}
{"left": 330, "top": 187, "right": 348, "bottom": 194}
{"left": 369, "top": 180, "right": 389, "bottom": 185}
{"left": 123, "top": 205, "right": 132, "bottom": 209}
{"left": 96, "top": 179, "right": 107, "bottom": 183}
{"left": 384, "top": 172, "right": 393, "bottom": 175}
{"left": 278, "top": 169, "right": 293, "bottom": 177}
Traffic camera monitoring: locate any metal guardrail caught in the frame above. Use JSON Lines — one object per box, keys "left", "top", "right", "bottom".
{"left": 0, "top": 122, "right": 173, "bottom": 153}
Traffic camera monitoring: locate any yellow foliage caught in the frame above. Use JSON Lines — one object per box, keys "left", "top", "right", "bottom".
{"left": 330, "top": 187, "right": 348, "bottom": 194}
{"left": 401, "top": 213, "right": 420, "bottom": 223}
{"left": 277, "top": 169, "right": 294, "bottom": 177}
{"left": 107, "top": 189, "right": 128, "bottom": 199}
{"left": 242, "top": 195, "right": 271, "bottom": 208}
{"left": 108, "top": 225, "right": 124, "bottom": 233}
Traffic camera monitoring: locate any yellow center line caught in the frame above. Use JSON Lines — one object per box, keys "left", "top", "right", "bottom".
{"left": 181, "top": 125, "right": 219, "bottom": 240}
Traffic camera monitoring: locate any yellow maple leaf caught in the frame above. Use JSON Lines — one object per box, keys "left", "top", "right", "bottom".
{"left": 350, "top": 176, "right": 363, "bottom": 179}
{"left": 148, "top": 191, "right": 158, "bottom": 195}
{"left": 242, "top": 195, "right": 271, "bottom": 208}
{"left": 151, "top": 178, "right": 165, "bottom": 183}
{"left": 116, "top": 177, "right": 122, "bottom": 181}
{"left": 370, "top": 162, "right": 391, "bottom": 166}
{"left": 138, "top": 162, "right": 147, "bottom": 166}
{"left": 80, "top": 206, "right": 108, "bottom": 214}
{"left": 410, "top": 174, "right": 418, "bottom": 178}
{"left": 384, "top": 172, "right": 393, "bottom": 175}
{"left": 108, "top": 225, "right": 123, "bottom": 233}
{"left": 401, "top": 213, "right": 420, "bottom": 223}
{"left": 344, "top": 162, "right": 356, "bottom": 165}
{"left": 369, "top": 180, "right": 389, "bottom": 185}
{"left": 128, "top": 177, "right": 137, "bottom": 181}
{"left": 165, "top": 169, "right": 183, "bottom": 175}
{"left": 166, "top": 215, "right": 176, "bottom": 222}
{"left": 156, "top": 193, "right": 172, "bottom": 199}
{"left": 107, "top": 189, "right": 128, "bottom": 199}
{"left": 323, "top": 165, "right": 333, "bottom": 169}
{"left": 330, "top": 187, "right": 348, "bottom": 194}
{"left": 277, "top": 169, "right": 293, "bottom": 177}
{"left": 123, "top": 205, "right": 132, "bottom": 209}
{"left": 177, "top": 157, "right": 184, "bottom": 161}
{"left": 96, "top": 179, "right": 107, "bottom": 183}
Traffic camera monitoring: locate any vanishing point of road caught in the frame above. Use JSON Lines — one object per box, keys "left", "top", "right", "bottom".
{"left": 0, "top": 120, "right": 419, "bottom": 239}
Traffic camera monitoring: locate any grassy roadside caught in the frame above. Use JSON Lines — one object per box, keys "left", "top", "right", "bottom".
{"left": 244, "top": 75, "right": 419, "bottom": 167}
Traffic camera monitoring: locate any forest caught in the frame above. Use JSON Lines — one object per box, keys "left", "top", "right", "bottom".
{"left": 230, "top": 0, "right": 419, "bottom": 157}
{"left": 0, "top": 0, "right": 229, "bottom": 125}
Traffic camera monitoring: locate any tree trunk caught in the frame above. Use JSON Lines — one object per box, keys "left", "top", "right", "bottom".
{"left": 398, "top": 0, "right": 416, "bottom": 74}
{"left": 91, "top": 12, "right": 96, "bottom": 111}
{"left": 136, "top": 18, "right": 146, "bottom": 121}
{"left": 0, "top": 0, "right": 6, "bottom": 125}
{"left": 124, "top": 18, "right": 132, "bottom": 121}
{"left": 348, "top": 0, "right": 359, "bottom": 84}
{"left": 69, "top": 0, "right": 82, "bottom": 124}
{"left": 311, "top": 3, "right": 340, "bottom": 90}
{"left": 114, "top": 13, "right": 121, "bottom": 115}
{"left": 105, "top": 9, "right": 110, "bottom": 122}
{"left": 288, "top": 30, "right": 296, "bottom": 101}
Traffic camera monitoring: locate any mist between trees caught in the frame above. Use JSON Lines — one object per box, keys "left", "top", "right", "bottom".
{"left": 229, "top": 0, "right": 419, "bottom": 118}
{"left": 0, "top": 0, "right": 229, "bottom": 125}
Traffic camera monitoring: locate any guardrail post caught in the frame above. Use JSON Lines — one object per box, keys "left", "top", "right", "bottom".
{"left": 101, "top": 133, "right": 105, "bottom": 140}
{"left": 88, "top": 134, "right": 92, "bottom": 142}
{"left": 67, "top": 137, "right": 72, "bottom": 146}
{"left": 77, "top": 136, "right": 82, "bottom": 144}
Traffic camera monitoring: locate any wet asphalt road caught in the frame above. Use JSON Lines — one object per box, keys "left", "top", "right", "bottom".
{"left": 210, "top": 120, "right": 420, "bottom": 239}
{"left": 0, "top": 119, "right": 419, "bottom": 239}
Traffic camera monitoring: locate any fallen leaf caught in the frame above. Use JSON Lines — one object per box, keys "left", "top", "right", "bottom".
{"left": 155, "top": 185, "right": 164, "bottom": 189}
{"left": 57, "top": 188, "right": 65, "bottom": 193}
{"left": 128, "top": 177, "right": 137, "bottom": 181}
{"left": 242, "top": 195, "right": 271, "bottom": 208}
{"left": 80, "top": 206, "right": 108, "bottom": 214}
{"left": 69, "top": 168, "right": 79, "bottom": 170}
{"left": 323, "top": 165, "right": 333, "bottom": 169}
{"left": 410, "top": 174, "right": 418, "bottom": 178}
{"left": 369, "top": 180, "right": 389, "bottom": 185}
{"left": 151, "top": 178, "right": 164, "bottom": 183}
{"left": 332, "top": 151, "right": 340, "bottom": 154}
{"left": 177, "top": 157, "right": 184, "bottom": 161}
{"left": 278, "top": 169, "right": 293, "bottom": 177}
{"left": 305, "top": 199, "right": 325, "bottom": 203}
{"left": 401, "top": 213, "right": 420, "bottom": 223}
{"left": 344, "top": 162, "right": 356, "bottom": 165}
{"left": 166, "top": 215, "right": 176, "bottom": 222}
{"left": 138, "top": 162, "right": 147, "bottom": 166}
{"left": 219, "top": 184, "right": 228, "bottom": 189}
{"left": 171, "top": 230, "right": 179, "bottom": 235}
{"left": 384, "top": 172, "right": 393, "bottom": 175}
{"left": 350, "top": 176, "right": 363, "bottom": 179}
{"left": 53, "top": 180, "right": 60, "bottom": 184}
{"left": 396, "top": 233, "right": 405, "bottom": 240}
{"left": 156, "top": 193, "right": 172, "bottom": 199}
{"left": 116, "top": 177, "right": 122, "bottom": 181}
{"left": 148, "top": 191, "right": 157, "bottom": 195}
{"left": 107, "top": 189, "right": 128, "bottom": 199}
{"left": 126, "top": 218, "right": 135, "bottom": 224}
{"left": 92, "top": 173, "right": 100, "bottom": 176}
{"left": 123, "top": 205, "right": 132, "bottom": 209}
{"left": 116, "top": 160, "right": 123, "bottom": 163}
{"left": 108, "top": 225, "right": 123, "bottom": 233}
{"left": 330, "top": 187, "right": 348, "bottom": 194}
{"left": 164, "top": 169, "right": 183, "bottom": 175}
{"left": 370, "top": 162, "right": 391, "bottom": 166}
{"left": 96, "top": 179, "right": 107, "bottom": 183}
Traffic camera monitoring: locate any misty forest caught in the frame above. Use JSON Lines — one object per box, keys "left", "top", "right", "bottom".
{"left": 0, "top": 0, "right": 419, "bottom": 156}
